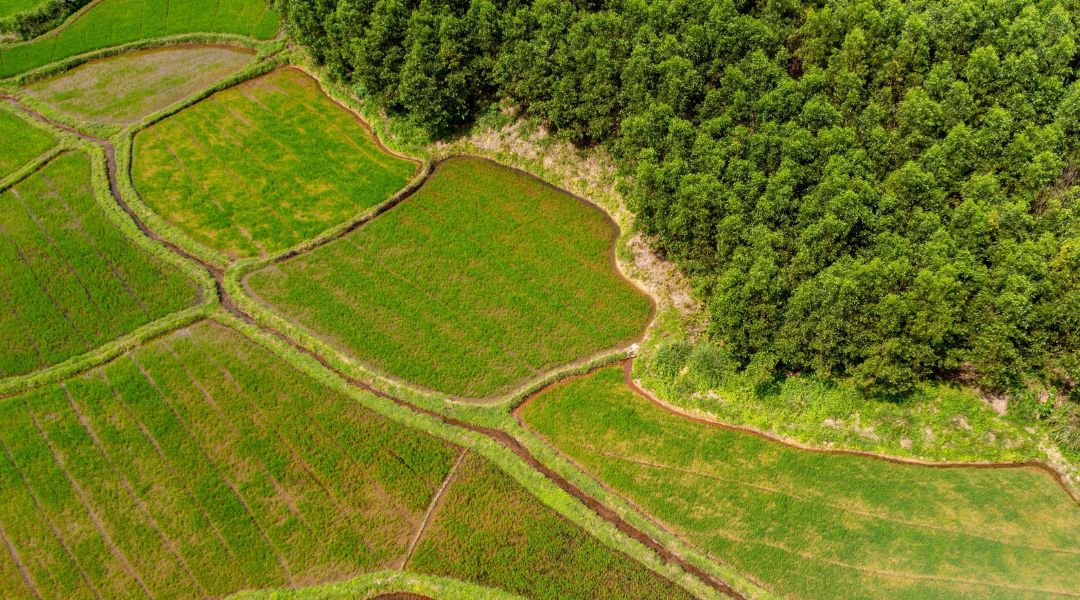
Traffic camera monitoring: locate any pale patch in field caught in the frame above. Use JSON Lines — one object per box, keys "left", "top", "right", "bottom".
{"left": 25, "top": 45, "right": 255, "bottom": 124}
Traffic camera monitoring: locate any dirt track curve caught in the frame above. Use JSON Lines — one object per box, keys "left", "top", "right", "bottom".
{"left": 1, "top": 97, "right": 744, "bottom": 599}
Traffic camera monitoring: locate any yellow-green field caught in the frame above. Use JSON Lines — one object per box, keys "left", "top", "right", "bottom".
{"left": 133, "top": 67, "right": 416, "bottom": 260}
{"left": 0, "top": 151, "right": 198, "bottom": 378}
{"left": 519, "top": 366, "right": 1080, "bottom": 599}
{"left": 24, "top": 44, "right": 254, "bottom": 124}
{"left": 409, "top": 451, "right": 691, "bottom": 599}
{"left": 0, "top": 0, "right": 38, "bottom": 19}
{"left": 0, "top": 321, "right": 460, "bottom": 598}
{"left": 0, "top": 0, "right": 277, "bottom": 78}
{"left": 247, "top": 157, "right": 654, "bottom": 398}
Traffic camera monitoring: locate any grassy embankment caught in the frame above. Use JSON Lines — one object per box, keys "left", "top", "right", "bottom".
{"left": 23, "top": 44, "right": 254, "bottom": 124}
{"left": 0, "top": 150, "right": 198, "bottom": 378}
{"left": 0, "top": 321, "right": 460, "bottom": 598}
{"left": 132, "top": 67, "right": 415, "bottom": 261}
{"left": 0, "top": 0, "right": 277, "bottom": 78}
{"left": 520, "top": 366, "right": 1080, "bottom": 599}
{"left": 247, "top": 157, "right": 653, "bottom": 399}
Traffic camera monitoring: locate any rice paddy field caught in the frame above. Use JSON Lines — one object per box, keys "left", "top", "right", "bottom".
{"left": 0, "top": 151, "right": 198, "bottom": 378}
{"left": 408, "top": 450, "right": 691, "bottom": 599}
{"left": 0, "top": 320, "right": 461, "bottom": 598}
{"left": 133, "top": 67, "right": 416, "bottom": 260}
{"left": 518, "top": 366, "right": 1080, "bottom": 599}
{"left": 247, "top": 157, "right": 654, "bottom": 398}
{"left": 0, "top": 106, "right": 55, "bottom": 178}
{"left": 0, "top": 0, "right": 277, "bottom": 78}
{"left": 24, "top": 44, "right": 255, "bottom": 124}
{"left": 0, "top": 0, "right": 38, "bottom": 19}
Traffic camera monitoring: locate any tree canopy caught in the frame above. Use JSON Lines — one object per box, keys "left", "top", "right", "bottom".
{"left": 276, "top": 0, "right": 1080, "bottom": 398}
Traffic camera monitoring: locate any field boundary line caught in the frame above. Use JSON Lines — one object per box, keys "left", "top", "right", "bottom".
{"left": 621, "top": 360, "right": 1080, "bottom": 506}
{"left": 98, "top": 368, "right": 239, "bottom": 565}
{"left": 61, "top": 383, "right": 210, "bottom": 598}
{"left": 0, "top": 436, "right": 102, "bottom": 599}
{"left": 127, "top": 351, "right": 295, "bottom": 583}
{"left": 0, "top": 145, "right": 64, "bottom": 192}
{"left": 586, "top": 441, "right": 1080, "bottom": 556}
{"left": 213, "top": 310, "right": 752, "bottom": 599}
{"left": 0, "top": 0, "right": 105, "bottom": 47}
{"left": 225, "top": 569, "right": 524, "bottom": 600}
{"left": 400, "top": 448, "right": 468, "bottom": 569}
{"left": 25, "top": 400, "right": 153, "bottom": 598}
{"left": 3, "top": 32, "right": 276, "bottom": 84}
{"left": 0, "top": 519, "right": 42, "bottom": 599}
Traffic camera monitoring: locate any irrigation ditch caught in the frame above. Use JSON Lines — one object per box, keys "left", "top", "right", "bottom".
{"left": 7, "top": 47, "right": 1080, "bottom": 600}
{"left": 0, "top": 96, "right": 747, "bottom": 599}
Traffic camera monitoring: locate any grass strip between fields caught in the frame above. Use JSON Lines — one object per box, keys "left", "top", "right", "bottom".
{"left": 228, "top": 569, "right": 524, "bottom": 600}
{"left": 518, "top": 365, "right": 1080, "bottom": 599}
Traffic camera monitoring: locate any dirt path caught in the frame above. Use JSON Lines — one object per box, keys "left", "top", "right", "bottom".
{"left": 399, "top": 449, "right": 468, "bottom": 569}
{"left": 1, "top": 97, "right": 743, "bottom": 599}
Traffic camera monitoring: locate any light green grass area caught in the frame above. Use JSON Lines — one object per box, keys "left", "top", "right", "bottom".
{"left": 0, "top": 107, "right": 54, "bottom": 178}
{"left": 0, "top": 320, "right": 460, "bottom": 599}
{"left": 0, "top": 0, "right": 278, "bottom": 78}
{"left": 247, "top": 157, "right": 653, "bottom": 398}
{"left": 0, "top": 151, "right": 198, "bottom": 378}
{"left": 520, "top": 366, "right": 1080, "bottom": 599}
{"left": 640, "top": 341, "right": 1048, "bottom": 464}
{"left": 409, "top": 451, "right": 690, "bottom": 600}
{"left": 0, "top": 0, "right": 39, "bottom": 19}
{"left": 133, "top": 67, "right": 416, "bottom": 260}
{"left": 24, "top": 44, "right": 254, "bottom": 124}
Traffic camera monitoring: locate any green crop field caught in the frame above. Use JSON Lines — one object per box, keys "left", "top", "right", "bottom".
{"left": 24, "top": 44, "right": 254, "bottom": 124}
{"left": 0, "top": 0, "right": 277, "bottom": 79}
{"left": 247, "top": 157, "right": 653, "bottom": 398}
{"left": 0, "top": 0, "right": 39, "bottom": 19}
{"left": 0, "top": 151, "right": 198, "bottom": 378}
{"left": 519, "top": 366, "right": 1080, "bottom": 599}
{"left": 0, "top": 107, "right": 54, "bottom": 178}
{"left": 0, "top": 320, "right": 459, "bottom": 598}
{"left": 409, "top": 450, "right": 690, "bottom": 599}
{"left": 133, "top": 67, "right": 416, "bottom": 260}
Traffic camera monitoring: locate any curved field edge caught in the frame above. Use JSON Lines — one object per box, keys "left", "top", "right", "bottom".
{"left": 131, "top": 66, "right": 418, "bottom": 260}
{"left": 3, "top": 51, "right": 765, "bottom": 597}
{"left": 284, "top": 57, "right": 1080, "bottom": 496}
{"left": 237, "top": 154, "right": 654, "bottom": 402}
{"left": 228, "top": 570, "right": 523, "bottom": 600}
{"left": 115, "top": 61, "right": 415, "bottom": 270}
{"left": 0, "top": 109, "right": 212, "bottom": 393}
{"left": 0, "top": 0, "right": 279, "bottom": 78}
{"left": 516, "top": 366, "right": 1080, "bottom": 598}
{"left": 214, "top": 309, "right": 765, "bottom": 600}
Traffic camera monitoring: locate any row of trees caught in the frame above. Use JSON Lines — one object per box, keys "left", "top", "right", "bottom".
{"left": 276, "top": 0, "right": 1080, "bottom": 399}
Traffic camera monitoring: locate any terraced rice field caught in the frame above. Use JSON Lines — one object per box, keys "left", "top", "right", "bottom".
{"left": 133, "top": 67, "right": 416, "bottom": 259}
{"left": 247, "top": 157, "right": 654, "bottom": 398}
{"left": 0, "top": 106, "right": 55, "bottom": 178}
{"left": 0, "top": 151, "right": 198, "bottom": 378}
{"left": 24, "top": 44, "right": 254, "bottom": 124}
{"left": 0, "top": 0, "right": 277, "bottom": 78}
{"left": 519, "top": 366, "right": 1080, "bottom": 599}
{"left": 0, "top": 321, "right": 459, "bottom": 598}
{"left": 409, "top": 451, "right": 690, "bottom": 599}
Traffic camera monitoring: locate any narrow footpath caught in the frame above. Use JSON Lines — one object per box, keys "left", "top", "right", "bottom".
{"left": 1, "top": 97, "right": 745, "bottom": 600}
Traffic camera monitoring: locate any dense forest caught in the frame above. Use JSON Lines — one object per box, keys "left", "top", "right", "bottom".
{"left": 275, "top": 0, "right": 1080, "bottom": 400}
